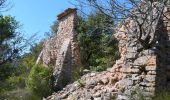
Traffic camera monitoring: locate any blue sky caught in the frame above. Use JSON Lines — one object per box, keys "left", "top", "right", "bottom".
{"left": 3, "top": 0, "right": 75, "bottom": 42}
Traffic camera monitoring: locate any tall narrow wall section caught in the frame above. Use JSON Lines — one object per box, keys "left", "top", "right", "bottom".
{"left": 36, "top": 8, "right": 81, "bottom": 90}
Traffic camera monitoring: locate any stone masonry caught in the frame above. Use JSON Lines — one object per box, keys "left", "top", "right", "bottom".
{"left": 36, "top": 8, "right": 81, "bottom": 90}
{"left": 46, "top": 4, "right": 170, "bottom": 100}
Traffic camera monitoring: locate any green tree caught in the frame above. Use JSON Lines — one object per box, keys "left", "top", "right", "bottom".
{"left": 26, "top": 64, "right": 52, "bottom": 98}
{"left": 0, "top": 16, "right": 23, "bottom": 80}
{"left": 0, "top": 15, "right": 30, "bottom": 99}
{"left": 75, "top": 0, "right": 169, "bottom": 51}
{"left": 11, "top": 41, "right": 44, "bottom": 88}
{"left": 0, "top": 40, "right": 46, "bottom": 99}
{"left": 77, "top": 12, "right": 119, "bottom": 71}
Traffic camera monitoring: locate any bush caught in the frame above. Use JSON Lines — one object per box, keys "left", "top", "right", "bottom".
{"left": 0, "top": 75, "right": 26, "bottom": 95}
{"left": 0, "top": 89, "right": 40, "bottom": 100}
{"left": 26, "top": 64, "right": 53, "bottom": 98}
{"left": 7, "top": 75, "right": 26, "bottom": 89}
{"left": 153, "top": 90, "right": 170, "bottom": 100}
{"left": 76, "top": 12, "right": 119, "bottom": 72}
{"left": 73, "top": 65, "right": 84, "bottom": 81}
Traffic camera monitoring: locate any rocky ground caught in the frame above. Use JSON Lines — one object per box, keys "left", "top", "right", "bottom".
{"left": 46, "top": 68, "right": 123, "bottom": 100}
{"left": 45, "top": 50, "right": 131, "bottom": 100}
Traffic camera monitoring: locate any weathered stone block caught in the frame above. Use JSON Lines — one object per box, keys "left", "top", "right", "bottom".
{"left": 126, "top": 47, "right": 138, "bottom": 52}
{"left": 147, "top": 56, "right": 156, "bottom": 66}
{"left": 86, "top": 80, "right": 97, "bottom": 88}
{"left": 118, "top": 79, "right": 134, "bottom": 86}
{"left": 144, "top": 75, "right": 156, "bottom": 82}
{"left": 125, "top": 52, "right": 137, "bottom": 59}
{"left": 133, "top": 56, "right": 149, "bottom": 66}
{"left": 144, "top": 87, "right": 155, "bottom": 92}
{"left": 122, "top": 68, "right": 140, "bottom": 73}
{"left": 117, "top": 95, "right": 128, "bottom": 100}
{"left": 147, "top": 71, "right": 157, "bottom": 75}
{"left": 142, "top": 49, "right": 155, "bottom": 55}
{"left": 140, "top": 82, "right": 155, "bottom": 87}
{"left": 145, "top": 66, "right": 157, "bottom": 71}
{"left": 131, "top": 74, "right": 140, "bottom": 81}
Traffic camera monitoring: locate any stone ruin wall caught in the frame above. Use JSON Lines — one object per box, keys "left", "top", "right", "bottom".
{"left": 46, "top": 5, "right": 170, "bottom": 100}
{"left": 36, "top": 8, "right": 81, "bottom": 90}
{"left": 103, "top": 5, "right": 170, "bottom": 99}
{"left": 37, "top": 8, "right": 79, "bottom": 66}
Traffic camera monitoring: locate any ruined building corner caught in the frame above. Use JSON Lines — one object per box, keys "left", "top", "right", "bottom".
{"left": 36, "top": 8, "right": 81, "bottom": 90}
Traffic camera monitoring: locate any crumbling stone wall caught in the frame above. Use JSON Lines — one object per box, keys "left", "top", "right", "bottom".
{"left": 113, "top": 18, "right": 157, "bottom": 100}
{"left": 112, "top": 5, "right": 170, "bottom": 99}
{"left": 36, "top": 8, "right": 81, "bottom": 90}
{"left": 46, "top": 6, "right": 170, "bottom": 100}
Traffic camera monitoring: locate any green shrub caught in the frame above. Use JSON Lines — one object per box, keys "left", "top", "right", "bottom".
{"left": 76, "top": 79, "right": 85, "bottom": 88}
{"left": 153, "top": 90, "right": 170, "bottom": 100}
{"left": 0, "top": 75, "right": 26, "bottom": 94}
{"left": 94, "top": 66, "right": 106, "bottom": 72}
{"left": 76, "top": 13, "right": 119, "bottom": 72}
{"left": 90, "top": 58, "right": 108, "bottom": 72}
{"left": 73, "top": 66, "right": 84, "bottom": 81}
{"left": 0, "top": 89, "right": 40, "bottom": 100}
{"left": 7, "top": 75, "right": 26, "bottom": 89}
{"left": 129, "top": 87, "right": 145, "bottom": 100}
{"left": 26, "top": 64, "right": 52, "bottom": 98}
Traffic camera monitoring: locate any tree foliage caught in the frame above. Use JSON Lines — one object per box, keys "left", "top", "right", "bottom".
{"left": 26, "top": 64, "right": 52, "bottom": 98}
{"left": 77, "top": 12, "right": 119, "bottom": 71}
{"left": 0, "top": 16, "right": 23, "bottom": 80}
{"left": 75, "top": 0, "right": 170, "bottom": 51}
{"left": 0, "top": 34, "right": 44, "bottom": 99}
